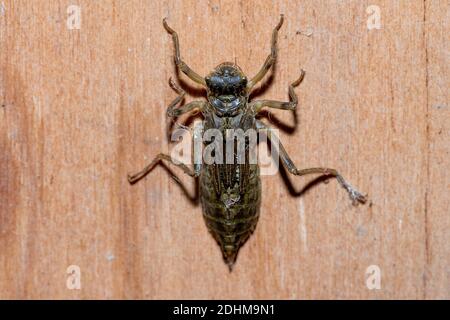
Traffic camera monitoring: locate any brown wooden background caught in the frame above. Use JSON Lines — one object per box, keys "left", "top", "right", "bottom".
{"left": 0, "top": 0, "right": 448, "bottom": 299}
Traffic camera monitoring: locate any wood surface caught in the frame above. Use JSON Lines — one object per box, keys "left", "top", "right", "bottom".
{"left": 0, "top": 0, "right": 448, "bottom": 299}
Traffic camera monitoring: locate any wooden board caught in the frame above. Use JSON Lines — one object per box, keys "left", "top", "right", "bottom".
{"left": 0, "top": 0, "right": 448, "bottom": 299}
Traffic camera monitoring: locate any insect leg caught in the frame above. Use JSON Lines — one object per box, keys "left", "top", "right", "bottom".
{"left": 163, "top": 18, "right": 206, "bottom": 86}
{"left": 247, "top": 15, "right": 284, "bottom": 90}
{"left": 256, "top": 120, "right": 367, "bottom": 205}
{"left": 128, "top": 153, "right": 201, "bottom": 184}
{"left": 166, "top": 78, "right": 206, "bottom": 117}
{"left": 250, "top": 70, "right": 305, "bottom": 113}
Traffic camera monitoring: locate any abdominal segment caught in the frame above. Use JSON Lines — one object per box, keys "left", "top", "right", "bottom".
{"left": 200, "top": 164, "right": 261, "bottom": 270}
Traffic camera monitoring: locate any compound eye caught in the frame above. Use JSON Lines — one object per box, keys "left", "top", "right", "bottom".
{"left": 205, "top": 76, "right": 212, "bottom": 87}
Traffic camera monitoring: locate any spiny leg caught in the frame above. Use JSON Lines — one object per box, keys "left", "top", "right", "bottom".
{"left": 250, "top": 69, "right": 305, "bottom": 113}
{"left": 247, "top": 14, "right": 284, "bottom": 90}
{"left": 128, "top": 153, "right": 201, "bottom": 184}
{"left": 256, "top": 120, "right": 367, "bottom": 204}
{"left": 163, "top": 18, "right": 206, "bottom": 86}
{"left": 166, "top": 78, "right": 206, "bottom": 117}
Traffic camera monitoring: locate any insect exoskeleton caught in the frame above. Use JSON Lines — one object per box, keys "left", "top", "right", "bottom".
{"left": 128, "top": 15, "right": 367, "bottom": 272}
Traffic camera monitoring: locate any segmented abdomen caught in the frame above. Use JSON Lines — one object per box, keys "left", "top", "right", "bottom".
{"left": 200, "top": 163, "right": 261, "bottom": 270}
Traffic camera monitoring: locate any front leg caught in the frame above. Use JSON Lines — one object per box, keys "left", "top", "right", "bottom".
{"left": 256, "top": 120, "right": 367, "bottom": 204}
{"left": 250, "top": 70, "right": 305, "bottom": 113}
{"left": 163, "top": 18, "right": 206, "bottom": 86}
{"left": 247, "top": 15, "right": 284, "bottom": 90}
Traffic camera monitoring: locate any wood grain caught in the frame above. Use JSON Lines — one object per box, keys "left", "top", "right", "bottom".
{"left": 0, "top": 0, "right": 448, "bottom": 299}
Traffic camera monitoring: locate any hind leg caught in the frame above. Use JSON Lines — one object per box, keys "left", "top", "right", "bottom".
{"left": 256, "top": 120, "right": 367, "bottom": 204}
{"left": 128, "top": 153, "right": 201, "bottom": 184}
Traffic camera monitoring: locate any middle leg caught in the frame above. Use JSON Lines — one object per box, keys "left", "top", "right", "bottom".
{"left": 166, "top": 78, "right": 206, "bottom": 118}
{"left": 250, "top": 69, "right": 305, "bottom": 113}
